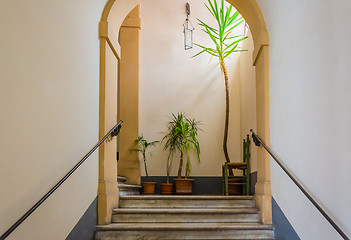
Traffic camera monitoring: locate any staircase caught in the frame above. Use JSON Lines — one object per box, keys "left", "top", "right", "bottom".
{"left": 95, "top": 195, "right": 275, "bottom": 239}
{"left": 118, "top": 176, "right": 141, "bottom": 196}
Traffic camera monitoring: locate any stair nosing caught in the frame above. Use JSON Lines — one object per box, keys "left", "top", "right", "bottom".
{"left": 113, "top": 208, "right": 259, "bottom": 214}
{"left": 119, "top": 195, "right": 254, "bottom": 200}
{"left": 95, "top": 222, "right": 274, "bottom": 231}
{"left": 118, "top": 184, "right": 142, "bottom": 188}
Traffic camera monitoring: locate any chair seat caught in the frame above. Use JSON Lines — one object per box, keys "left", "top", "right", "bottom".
{"left": 223, "top": 162, "right": 247, "bottom": 170}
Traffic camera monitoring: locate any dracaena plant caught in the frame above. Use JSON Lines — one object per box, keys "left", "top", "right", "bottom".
{"left": 162, "top": 113, "right": 200, "bottom": 180}
{"left": 193, "top": 0, "right": 247, "bottom": 164}
{"left": 131, "top": 135, "right": 159, "bottom": 182}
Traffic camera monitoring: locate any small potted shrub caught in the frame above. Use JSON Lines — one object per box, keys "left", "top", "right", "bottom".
{"left": 160, "top": 146, "right": 174, "bottom": 195}
{"left": 132, "top": 135, "right": 159, "bottom": 194}
{"left": 163, "top": 113, "right": 200, "bottom": 194}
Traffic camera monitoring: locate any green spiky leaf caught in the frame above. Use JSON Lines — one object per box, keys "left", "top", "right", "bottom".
{"left": 194, "top": 0, "right": 247, "bottom": 61}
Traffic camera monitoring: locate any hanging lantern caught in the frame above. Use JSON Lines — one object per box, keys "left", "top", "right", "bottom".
{"left": 183, "top": 3, "right": 195, "bottom": 50}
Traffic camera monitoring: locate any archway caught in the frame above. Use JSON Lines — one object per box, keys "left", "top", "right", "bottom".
{"left": 98, "top": 0, "right": 270, "bottom": 225}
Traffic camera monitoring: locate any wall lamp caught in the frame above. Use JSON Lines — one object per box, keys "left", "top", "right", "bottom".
{"left": 183, "top": 3, "right": 195, "bottom": 50}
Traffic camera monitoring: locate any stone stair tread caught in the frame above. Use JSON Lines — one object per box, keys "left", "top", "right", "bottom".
{"left": 117, "top": 176, "right": 127, "bottom": 183}
{"left": 96, "top": 195, "right": 274, "bottom": 239}
{"left": 120, "top": 195, "right": 254, "bottom": 200}
{"left": 96, "top": 222, "right": 274, "bottom": 231}
{"left": 113, "top": 208, "right": 259, "bottom": 214}
{"left": 119, "top": 195, "right": 255, "bottom": 208}
{"left": 118, "top": 183, "right": 141, "bottom": 189}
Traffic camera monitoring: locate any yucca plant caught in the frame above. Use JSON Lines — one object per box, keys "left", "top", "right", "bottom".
{"left": 193, "top": 0, "right": 247, "bottom": 164}
{"left": 131, "top": 135, "right": 159, "bottom": 182}
{"left": 163, "top": 113, "right": 200, "bottom": 180}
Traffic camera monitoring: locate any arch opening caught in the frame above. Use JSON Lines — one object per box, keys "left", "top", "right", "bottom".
{"left": 98, "top": 0, "right": 271, "bottom": 224}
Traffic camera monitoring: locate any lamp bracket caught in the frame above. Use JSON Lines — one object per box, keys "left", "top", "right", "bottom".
{"left": 186, "top": 3, "right": 190, "bottom": 18}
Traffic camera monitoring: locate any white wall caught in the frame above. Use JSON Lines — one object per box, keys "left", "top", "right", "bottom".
{"left": 139, "top": 0, "right": 247, "bottom": 176}
{"left": 0, "top": 0, "right": 106, "bottom": 239}
{"left": 257, "top": 0, "right": 351, "bottom": 238}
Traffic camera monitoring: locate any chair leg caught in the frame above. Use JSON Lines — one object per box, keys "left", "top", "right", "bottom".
{"left": 246, "top": 170, "right": 250, "bottom": 195}
{"left": 247, "top": 135, "right": 251, "bottom": 195}
{"left": 222, "top": 166, "right": 225, "bottom": 195}
{"left": 243, "top": 170, "right": 246, "bottom": 196}
{"left": 224, "top": 163, "right": 229, "bottom": 196}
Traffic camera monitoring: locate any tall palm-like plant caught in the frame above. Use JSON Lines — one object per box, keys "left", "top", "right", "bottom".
{"left": 193, "top": 0, "right": 247, "bottom": 164}
{"left": 132, "top": 135, "right": 159, "bottom": 182}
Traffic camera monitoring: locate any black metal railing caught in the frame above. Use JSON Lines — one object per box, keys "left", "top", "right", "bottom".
{"left": 0, "top": 120, "right": 123, "bottom": 240}
{"left": 250, "top": 129, "right": 349, "bottom": 240}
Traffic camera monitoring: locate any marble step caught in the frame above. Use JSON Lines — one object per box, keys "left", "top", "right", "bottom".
{"left": 117, "top": 176, "right": 127, "bottom": 184}
{"left": 119, "top": 195, "right": 255, "bottom": 208}
{"left": 112, "top": 208, "right": 260, "bottom": 223}
{"left": 95, "top": 222, "right": 274, "bottom": 240}
{"left": 118, "top": 183, "right": 141, "bottom": 196}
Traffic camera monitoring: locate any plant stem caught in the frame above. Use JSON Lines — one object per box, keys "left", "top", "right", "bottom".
{"left": 185, "top": 154, "right": 190, "bottom": 179}
{"left": 178, "top": 144, "right": 184, "bottom": 178}
{"left": 221, "top": 60, "right": 235, "bottom": 176}
{"left": 143, "top": 152, "right": 149, "bottom": 182}
{"left": 166, "top": 151, "right": 172, "bottom": 184}
{"left": 221, "top": 60, "right": 231, "bottom": 164}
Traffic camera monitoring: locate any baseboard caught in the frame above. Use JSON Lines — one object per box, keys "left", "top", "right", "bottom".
{"left": 66, "top": 197, "right": 97, "bottom": 240}
{"left": 272, "top": 197, "right": 300, "bottom": 240}
{"left": 141, "top": 173, "right": 257, "bottom": 195}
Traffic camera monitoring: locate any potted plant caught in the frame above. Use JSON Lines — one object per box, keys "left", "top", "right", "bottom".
{"left": 159, "top": 151, "right": 175, "bottom": 194}
{"left": 163, "top": 113, "right": 200, "bottom": 194}
{"left": 131, "top": 135, "right": 159, "bottom": 194}
{"left": 193, "top": 0, "right": 247, "bottom": 169}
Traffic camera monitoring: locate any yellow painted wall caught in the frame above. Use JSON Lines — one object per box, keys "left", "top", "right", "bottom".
{"left": 0, "top": 0, "right": 105, "bottom": 238}
{"left": 98, "top": 0, "right": 142, "bottom": 224}
{"left": 139, "top": 0, "right": 246, "bottom": 177}
{"left": 117, "top": 6, "right": 141, "bottom": 185}
{"left": 239, "top": 29, "right": 258, "bottom": 173}
{"left": 107, "top": 0, "right": 141, "bottom": 43}
{"left": 98, "top": 38, "right": 119, "bottom": 224}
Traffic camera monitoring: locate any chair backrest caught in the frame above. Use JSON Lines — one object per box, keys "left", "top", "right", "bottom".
{"left": 243, "top": 134, "right": 251, "bottom": 164}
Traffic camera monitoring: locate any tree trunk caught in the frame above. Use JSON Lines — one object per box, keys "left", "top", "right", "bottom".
{"left": 143, "top": 152, "right": 149, "bottom": 181}
{"left": 185, "top": 153, "right": 190, "bottom": 178}
{"left": 166, "top": 151, "right": 172, "bottom": 184}
{"left": 178, "top": 145, "right": 184, "bottom": 178}
{"left": 220, "top": 60, "right": 231, "bottom": 164}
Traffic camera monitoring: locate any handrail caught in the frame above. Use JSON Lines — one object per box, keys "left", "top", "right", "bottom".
{"left": 250, "top": 129, "right": 349, "bottom": 240}
{"left": 0, "top": 120, "right": 123, "bottom": 240}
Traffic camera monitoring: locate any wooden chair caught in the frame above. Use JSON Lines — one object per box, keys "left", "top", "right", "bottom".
{"left": 222, "top": 135, "right": 251, "bottom": 196}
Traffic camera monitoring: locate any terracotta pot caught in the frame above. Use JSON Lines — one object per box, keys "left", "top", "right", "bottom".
{"left": 174, "top": 178, "right": 194, "bottom": 195}
{"left": 228, "top": 178, "right": 243, "bottom": 195}
{"left": 160, "top": 183, "right": 174, "bottom": 195}
{"left": 141, "top": 182, "right": 156, "bottom": 194}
